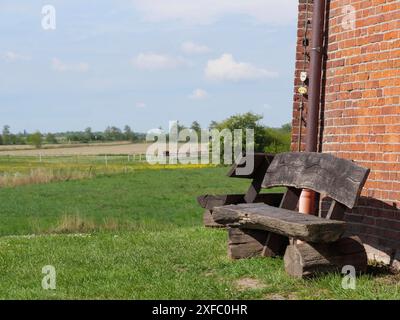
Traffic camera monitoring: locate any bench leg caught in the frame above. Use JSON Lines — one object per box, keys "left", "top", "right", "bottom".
{"left": 228, "top": 228, "right": 288, "bottom": 259}
{"left": 284, "top": 236, "right": 368, "bottom": 278}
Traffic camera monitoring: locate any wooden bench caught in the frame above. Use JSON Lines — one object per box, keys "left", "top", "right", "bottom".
{"left": 212, "top": 152, "right": 371, "bottom": 278}
{"left": 197, "top": 153, "right": 283, "bottom": 228}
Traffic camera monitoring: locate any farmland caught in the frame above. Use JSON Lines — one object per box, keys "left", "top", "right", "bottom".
{"left": 0, "top": 141, "right": 149, "bottom": 156}
{"left": 0, "top": 148, "right": 399, "bottom": 299}
{"left": 0, "top": 142, "right": 208, "bottom": 188}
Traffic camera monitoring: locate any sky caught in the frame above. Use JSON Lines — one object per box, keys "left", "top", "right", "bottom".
{"left": 0, "top": 0, "right": 298, "bottom": 134}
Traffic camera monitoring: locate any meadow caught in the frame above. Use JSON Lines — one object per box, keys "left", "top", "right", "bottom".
{"left": 0, "top": 153, "right": 210, "bottom": 188}
{"left": 0, "top": 152, "right": 399, "bottom": 299}
{"left": 0, "top": 141, "right": 148, "bottom": 155}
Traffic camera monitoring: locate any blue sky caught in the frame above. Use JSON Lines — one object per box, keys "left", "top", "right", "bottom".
{"left": 0, "top": 0, "right": 298, "bottom": 133}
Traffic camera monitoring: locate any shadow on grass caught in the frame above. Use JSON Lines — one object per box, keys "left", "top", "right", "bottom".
{"left": 366, "top": 262, "right": 399, "bottom": 278}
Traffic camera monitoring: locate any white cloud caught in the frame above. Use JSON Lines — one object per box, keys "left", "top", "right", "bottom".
{"left": 132, "top": 53, "right": 187, "bottom": 70}
{"left": 189, "top": 89, "right": 208, "bottom": 100}
{"left": 1, "top": 51, "right": 31, "bottom": 62}
{"left": 205, "top": 54, "right": 277, "bottom": 82}
{"left": 51, "top": 58, "right": 89, "bottom": 73}
{"left": 181, "top": 42, "right": 211, "bottom": 55}
{"left": 132, "top": 0, "right": 297, "bottom": 25}
{"left": 136, "top": 102, "right": 147, "bottom": 108}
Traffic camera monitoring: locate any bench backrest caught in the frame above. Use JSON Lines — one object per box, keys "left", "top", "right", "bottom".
{"left": 262, "top": 152, "right": 370, "bottom": 209}
{"left": 226, "top": 153, "right": 275, "bottom": 203}
{"left": 226, "top": 153, "right": 274, "bottom": 179}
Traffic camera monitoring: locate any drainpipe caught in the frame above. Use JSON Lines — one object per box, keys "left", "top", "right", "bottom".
{"left": 299, "top": 0, "right": 327, "bottom": 215}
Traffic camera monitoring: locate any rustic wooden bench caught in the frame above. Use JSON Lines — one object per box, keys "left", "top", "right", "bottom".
{"left": 212, "top": 152, "right": 371, "bottom": 278}
{"left": 197, "top": 153, "right": 283, "bottom": 228}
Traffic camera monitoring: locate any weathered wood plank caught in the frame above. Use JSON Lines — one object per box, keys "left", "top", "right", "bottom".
{"left": 262, "top": 152, "right": 370, "bottom": 209}
{"left": 197, "top": 194, "right": 243, "bottom": 210}
{"left": 325, "top": 200, "right": 346, "bottom": 220}
{"left": 280, "top": 187, "right": 301, "bottom": 210}
{"left": 203, "top": 210, "right": 225, "bottom": 228}
{"left": 197, "top": 193, "right": 283, "bottom": 210}
{"left": 240, "top": 153, "right": 273, "bottom": 204}
{"left": 244, "top": 155, "right": 272, "bottom": 203}
{"left": 212, "top": 203, "right": 346, "bottom": 243}
{"left": 228, "top": 228, "right": 267, "bottom": 259}
{"left": 284, "top": 236, "right": 367, "bottom": 278}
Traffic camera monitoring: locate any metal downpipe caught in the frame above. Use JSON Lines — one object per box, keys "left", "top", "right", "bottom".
{"left": 299, "top": 0, "right": 327, "bottom": 215}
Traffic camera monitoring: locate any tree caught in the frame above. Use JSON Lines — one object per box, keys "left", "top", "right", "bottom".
{"left": 27, "top": 131, "right": 43, "bottom": 149}
{"left": 264, "top": 127, "right": 291, "bottom": 153}
{"left": 190, "top": 121, "right": 201, "bottom": 133}
{"left": 104, "top": 126, "right": 124, "bottom": 141}
{"left": 211, "top": 112, "right": 268, "bottom": 153}
{"left": 166, "top": 121, "right": 186, "bottom": 142}
{"left": 2, "top": 125, "right": 10, "bottom": 145}
{"left": 124, "top": 125, "right": 136, "bottom": 142}
{"left": 190, "top": 121, "right": 202, "bottom": 142}
{"left": 84, "top": 127, "right": 93, "bottom": 142}
{"left": 45, "top": 133, "right": 58, "bottom": 144}
{"left": 177, "top": 122, "right": 186, "bottom": 132}
{"left": 281, "top": 123, "right": 292, "bottom": 133}
{"left": 209, "top": 121, "right": 218, "bottom": 130}
{"left": 13, "top": 133, "right": 26, "bottom": 145}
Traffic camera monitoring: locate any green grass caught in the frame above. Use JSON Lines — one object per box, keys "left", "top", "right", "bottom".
{"left": 0, "top": 167, "right": 249, "bottom": 235}
{"left": 0, "top": 166, "right": 399, "bottom": 299}
{"left": 1, "top": 228, "right": 399, "bottom": 299}
{"left": 0, "top": 155, "right": 210, "bottom": 188}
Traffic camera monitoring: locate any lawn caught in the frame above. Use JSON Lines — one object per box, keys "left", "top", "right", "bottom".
{"left": 0, "top": 166, "right": 399, "bottom": 299}
{"left": 0, "top": 166, "right": 244, "bottom": 235}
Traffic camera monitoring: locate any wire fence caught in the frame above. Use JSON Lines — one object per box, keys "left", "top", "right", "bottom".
{"left": 0, "top": 153, "right": 213, "bottom": 165}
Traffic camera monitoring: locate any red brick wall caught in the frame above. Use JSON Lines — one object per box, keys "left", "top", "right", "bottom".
{"left": 291, "top": 0, "right": 400, "bottom": 266}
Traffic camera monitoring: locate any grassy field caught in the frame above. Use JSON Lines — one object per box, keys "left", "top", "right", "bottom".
{"left": 0, "top": 154, "right": 209, "bottom": 187}
{"left": 0, "top": 167, "right": 234, "bottom": 235}
{"left": 0, "top": 164, "right": 399, "bottom": 299}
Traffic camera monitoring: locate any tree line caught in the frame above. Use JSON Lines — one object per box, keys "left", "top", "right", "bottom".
{"left": 0, "top": 112, "right": 292, "bottom": 153}
{"left": 164, "top": 112, "right": 292, "bottom": 154}
{"left": 0, "top": 125, "right": 145, "bottom": 148}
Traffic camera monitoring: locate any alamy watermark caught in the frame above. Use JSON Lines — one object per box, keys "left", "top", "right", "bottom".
{"left": 41, "top": 5, "right": 56, "bottom": 30}
{"left": 342, "top": 5, "right": 356, "bottom": 31}
{"left": 146, "top": 121, "right": 255, "bottom": 175}
{"left": 341, "top": 265, "right": 356, "bottom": 290}
{"left": 42, "top": 265, "right": 56, "bottom": 290}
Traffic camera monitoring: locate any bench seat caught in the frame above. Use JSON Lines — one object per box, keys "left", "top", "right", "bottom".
{"left": 213, "top": 203, "right": 346, "bottom": 243}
